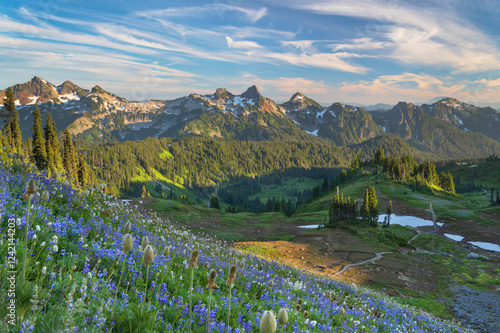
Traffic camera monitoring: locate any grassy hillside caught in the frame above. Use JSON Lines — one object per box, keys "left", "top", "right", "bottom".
{"left": 441, "top": 159, "right": 500, "bottom": 190}
{"left": 0, "top": 152, "right": 473, "bottom": 332}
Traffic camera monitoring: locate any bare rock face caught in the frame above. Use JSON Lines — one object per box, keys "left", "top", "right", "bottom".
{"left": 0, "top": 76, "right": 59, "bottom": 105}
{"left": 59, "top": 80, "right": 89, "bottom": 97}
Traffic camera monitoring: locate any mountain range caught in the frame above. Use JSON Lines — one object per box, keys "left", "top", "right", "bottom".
{"left": 1, "top": 76, "right": 499, "bottom": 159}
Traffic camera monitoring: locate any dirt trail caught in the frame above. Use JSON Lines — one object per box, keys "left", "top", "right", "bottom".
{"left": 333, "top": 251, "right": 392, "bottom": 276}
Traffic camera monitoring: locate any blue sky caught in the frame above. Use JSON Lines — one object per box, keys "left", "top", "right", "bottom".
{"left": 1, "top": 0, "right": 500, "bottom": 106}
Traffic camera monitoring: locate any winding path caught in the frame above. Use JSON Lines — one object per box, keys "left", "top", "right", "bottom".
{"left": 333, "top": 226, "right": 427, "bottom": 276}
{"left": 333, "top": 251, "right": 392, "bottom": 276}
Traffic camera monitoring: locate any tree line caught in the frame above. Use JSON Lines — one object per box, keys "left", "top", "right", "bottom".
{"left": 1, "top": 88, "right": 91, "bottom": 187}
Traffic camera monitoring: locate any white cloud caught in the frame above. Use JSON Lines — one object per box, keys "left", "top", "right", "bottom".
{"left": 265, "top": 52, "right": 369, "bottom": 74}
{"left": 95, "top": 23, "right": 230, "bottom": 62}
{"left": 338, "top": 72, "right": 467, "bottom": 103}
{"left": 281, "top": 40, "right": 316, "bottom": 53}
{"left": 226, "top": 36, "right": 263, "bottom": 49}
{"left": 137, "top": 4, "right": 268, "bottom": 23}
{"left": 247, "top": 75, "right": 331, "bottom": 95}
{"left": 223, "top": 26, "right": 295, "bottom": 40}
{"left": 282, "top": 0, "right": 500, "bottom": 73}
{"left": 330, "top": 37, "right": 392, "bottom": 51}
{"left": 0, "top": 15, "right": 156, "bottom": 56}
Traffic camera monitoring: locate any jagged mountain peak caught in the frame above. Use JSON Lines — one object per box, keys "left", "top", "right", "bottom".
{"left": 283, "top": 92, "right": 322, "bottom": 110}
{"left": 392, "top": 101, "right": 419, "bottom": 111}
{"left": 214, "top": 87, "right": 233, "bottom": 100}
{"left": 290, "top": 92, "right": 305, "bottom": 101}
{"left": 91, "top": 85, "right": 107, "bottom": 94}
{"left": 58, "top": 80, "right": 89, "bottom": 97}
{"left": 31, "top": 76, "right": 51, "bottom": 84}
{"left": 240, "top": 85, "right": 262, "bottom": 101}
{"left": 0, "top": 76, "right": 59, "bottom": 105}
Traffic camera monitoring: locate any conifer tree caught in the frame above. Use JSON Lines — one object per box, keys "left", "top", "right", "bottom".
{"left": 446, "top": 171, "right": 455, "bottom": 193}
{"left": 374, "top": 148, "right": 385, "bottom": 165}
{"left": 385, "top": 200, "right": 392, "bottom": 229}
{"left": 3, "top": 89, "right": 23, "bottom": 153}
{"left": 9, "top": 112, "right": 23, "bottom": 153}
{"left": 361, "top": 189, "right": 370, "bottom": 225}
{"left": 367, "top": 186, "right": 378, "bottom": 227}
{"left": 62, "top": 129, "right": 78, "bottom": 183}
{"left": 77, "top": 153, "right": 88, "bottom": 187}
{"left": 44, "top": 112, "right": 62, "bottom": 173}
{"left": 0, "top": 126, "right": 5, "bottom": 146}
{"left": 210, "top": 194, "right": 220, "bottom": 209}
{"left": 32, "top": 104, "right": 46, "bottom": 169}
{"left": 321, "top": 177, "right": 329, "bottom": 194}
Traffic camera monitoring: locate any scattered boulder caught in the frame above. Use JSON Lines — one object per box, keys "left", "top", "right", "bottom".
{"left": 465, "top": 252, "right": 479, "bottom": 259}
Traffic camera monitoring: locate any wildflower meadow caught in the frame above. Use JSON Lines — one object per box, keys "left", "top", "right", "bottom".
{"left": 0, "top": 150, "right": 472, "bottom": 332}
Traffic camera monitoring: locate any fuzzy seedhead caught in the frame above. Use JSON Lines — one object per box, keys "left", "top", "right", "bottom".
{"left": 25, "top": 179, "right": 38, "bottom": 195}
{"left": 260, "top": 311, "right": 277, "bottom": 333}
{"left": 268, "top": 279, "right": 274, "bottom": 288}
{"left": 141, "top": 236, "right": 150, "bottom": 249}
{"left": 163, "top": 246, "right": 170, "bottom": 257}
{"left": 278, "top": 308, "right": 288, "bottom": 325}
{"left": 122, "top": 234, "right": 134, "bottom": 255}
{"left": 226, "top": 265, "right": 237, "bottom": 286}
{"left": 296, "top": 304, "right": 301, "bottom": 311}
{"left": 297, "top": 298, "right": 303, "bottom": 305}
{"left": 53, "top": 172, "right": 59, "bottom": 179}
{"left": 206, "top": 269, "right": 218, "bottom": 291}
{"left": 41, "top": 191, "right": 50, "bottom": 202}
{"left": 123, "top": 222, "right": 132, "bottom": 234}
{"left": 188, "top": 249, "right": 199, "bottom": 268}
{"left": 303, "top": 310, "right": 309, "bottom": 318}
{"left": 143, "top": 245, "right": 154, "bottom": 267}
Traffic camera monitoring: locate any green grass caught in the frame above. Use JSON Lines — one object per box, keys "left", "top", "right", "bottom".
{"left": 394, "top": 296, "right": 453, "bottom": 318}
{"left": 249, "top": 177, "right": 324, "bottom": 203}
{"left": 411, "top": 233, "right": 500, "bottom": 290}
{"left": 442, "top": 160, "right": 500, "bottom": 189}
{"left": 143, "top": 198, "right": 297, "bottom": 242}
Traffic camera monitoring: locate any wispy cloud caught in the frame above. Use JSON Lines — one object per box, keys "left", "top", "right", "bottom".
{"left": 137, "top": 4, "right": 268, "bottom": 23}
{"left": 265, "top": 52, "right": 369, "bottom": 74}
{"left": 247, "top": 75, "right": 331, "bottom": 95}
{"left": 338, "top": 72, "right": 467, "bottom": 103}
{"left": 282, "top": 0, "right": 500, "bottom": 73}
{"left": 330, "top": 37, "right": 392, "bottom": 52}
{"left": 223, "top": 26, "right": 295, "bottom": 40}
{"left": 281, "top": 40, "right": 316, "bottom": 53}
{"left": 225, "top": 36, "right": 263, "bottom": 49}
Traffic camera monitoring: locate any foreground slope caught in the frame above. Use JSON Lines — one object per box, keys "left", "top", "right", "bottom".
{"left": 0, "top": 156, "right": 470, "bottom": 332}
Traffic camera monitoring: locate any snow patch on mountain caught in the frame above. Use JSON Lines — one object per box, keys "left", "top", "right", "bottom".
{"left": 59, "top": 93, "right": 80, "bottom": 102}
{"left": 316, "top": 109, "right": 327, "bottom": 119}
{"left": 306, "top": 129, "right": 319, "bottom": 136}
{"left": 27, "top": 96, "right": 40, "bottom": 105}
